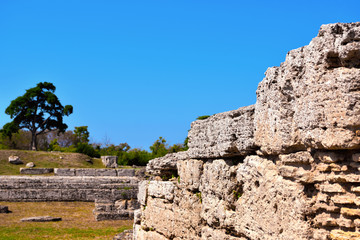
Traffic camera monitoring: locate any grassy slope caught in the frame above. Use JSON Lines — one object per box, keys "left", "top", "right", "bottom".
{"left": 0, "top": 201, "right": 132, "bottom": 240}
{"left": 0, "top": 150, "right": 104, "bottom": 175}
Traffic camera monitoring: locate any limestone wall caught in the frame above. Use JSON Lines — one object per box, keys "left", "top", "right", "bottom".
{"left": 134, "top": 22, "right": 360, "bottom": 240}
{"left": 0, "top": 175, "right": 140, "bottom": 221}
{"left": 0, "top": 176, "right": 138, "bottom": 202}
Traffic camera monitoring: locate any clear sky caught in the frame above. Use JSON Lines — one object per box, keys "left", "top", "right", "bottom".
{"left": 0, "top": 0, "right": 359, "bottom": 150}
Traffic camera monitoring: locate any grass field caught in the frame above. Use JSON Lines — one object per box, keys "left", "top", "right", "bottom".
{"left": 0, "top": 150, "right": 124, "bottom": 175}
{"left": 0, "top": 201, "right": 132, "bottom": 240}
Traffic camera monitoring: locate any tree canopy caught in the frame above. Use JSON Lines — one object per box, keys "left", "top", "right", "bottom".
{"left": 3, "top": 82, "right": 73, "bottom": 150}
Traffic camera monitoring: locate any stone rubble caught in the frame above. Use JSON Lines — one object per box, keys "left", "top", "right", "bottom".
{"left": 133, "top": 22, "right": 360, "bottom": 240}
{"left": 8, "top": 155, "right": 23, "bottom": 165}
{"left": 20, "top": 216, "right": 62, "bottom": 222}
{"left": 101, "top": 156, "right": 118, "bottom": 168}
{"left": 0, "top": 205, "right": 10, "bottom": 213}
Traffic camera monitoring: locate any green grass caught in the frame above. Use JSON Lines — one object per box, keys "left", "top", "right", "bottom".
{"left": 0, "top": 226, "right": 130, "bottom": 240}
{"left": 0, "top": 202, "right": 132, "bottom": 240}
{"left": 0, "top": 150, "right": 116, "bottom": 175}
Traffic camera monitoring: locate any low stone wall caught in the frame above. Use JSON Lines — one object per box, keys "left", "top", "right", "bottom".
{"left": 54, "top": 168, "right": 135, "bottom": 177}
{"left": 20, "top": 168, "right": 54, "bottom": 175}
{"left": 0, "top": 176, "right": 138, "bottom": 202}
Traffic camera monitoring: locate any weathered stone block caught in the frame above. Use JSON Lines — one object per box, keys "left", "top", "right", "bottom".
{"left": 54, "top": 168, "right": 75, "bottom": 176}
{"left": 8, "top": 155, "right": 23, "bottom": 165}
{"left": 254, "top": 23, "right": 360, "bottom": 155}
{"left": 177, "top": 159, "right": 203, "bottom": 191}
{"left": 146, "top": 152, "right": 187, "bottom": 176}
{"left": 101, "top": 156, "right": 118, "bottom": 168}
{"left": 279, "top": 151, "right": 314, "bottom": 164}
{"left": 319, "top": 183, "right": 346, "bottom": 193}
{"left": 137, "top": 181, "right": 149, "bottom": 206}
{"left": 331, "top": 194, "right": 357, "bottom": 205}
{"left": 75, "top": 168, "right": 97, "bottom": 176}
{"left": 313, "top": 213, "right": 338, "bottom": 227}
{"left": 20, "top": 168, "right": 53, "bottom": 175}
{"left": 26, "top": 162, "right": 35, "bottom": 168}
{"left": 330, "top": 230, "right": 360, "bottom": 240}
{"left": 20, "top": 216, "right": 62, "bottom": 222}
{"left": 147, "top": 181, "right": 175, "bottom": 202}
{"left": 341, "top": 207, "right": 360, "bottom": 217}
{"left": 315, "top": 152, "right": 345, "bottom": 163}
{"left": 141, "top": 197, "right": 175, "bottom": 238}
{"left": 187, "top": 105, "right": 255, "bottom": 158}
{"left": 116, "top": 169, "right": 135, "bottom": 177}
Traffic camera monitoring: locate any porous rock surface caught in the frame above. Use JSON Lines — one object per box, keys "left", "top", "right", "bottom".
{"left": 255, "top": 22, "right": 360, "bottom": 155}
{"left": 101, "top": 156, "right": 118, "bottom": 168}
{"left": 187, "top": 105, "right": 256, "bottom": 158}
{"left": 134, "top": 22, "right": 360, "bottom": 240}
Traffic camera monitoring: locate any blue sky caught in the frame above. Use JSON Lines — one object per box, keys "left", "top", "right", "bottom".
{"left": 0, "top": 0, "right": 359, "bottom": 150}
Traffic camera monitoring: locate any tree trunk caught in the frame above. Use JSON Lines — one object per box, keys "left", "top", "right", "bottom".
{"left": 31, "top": 131, "right": 37, "bottom": 151}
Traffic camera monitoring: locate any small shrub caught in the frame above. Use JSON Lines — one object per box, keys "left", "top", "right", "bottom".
{"left": 195, "top": 192, "right": 202, "bottom": 203}
{"left": 196, "top": 115, "right": 210, "bottom": 120}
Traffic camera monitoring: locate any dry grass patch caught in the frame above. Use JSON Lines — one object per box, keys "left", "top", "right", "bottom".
{"left": 0, "top": 150, "right": 104, "bottom": 175}
{"left": 0, "top": 201, "right": 132, "bottom": 240}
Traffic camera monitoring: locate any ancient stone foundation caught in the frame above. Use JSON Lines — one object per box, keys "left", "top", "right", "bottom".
{"left": 134, "top": 22, "right": 360, "bottom": 239}
{"left": 0, "top": 168, "right": 140, "bottom": 221}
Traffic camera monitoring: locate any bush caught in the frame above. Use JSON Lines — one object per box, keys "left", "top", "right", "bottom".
{"left": 76, "top": 143, "right": 100, "bottom": 158}
{"left": 196, "top": 115, "right": 210, "bottom": 120}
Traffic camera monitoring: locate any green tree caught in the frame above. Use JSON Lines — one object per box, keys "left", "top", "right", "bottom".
{"left": 150, "top": 136, "right": 168, "bottom": 158}
{"left": 3, "top": 82, "right": 73, "bottom": 150}
{"left": 74, "top": 126, "right": 90, "bottom": 144}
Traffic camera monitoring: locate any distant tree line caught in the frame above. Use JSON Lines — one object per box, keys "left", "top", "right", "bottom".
{"left": 0, "top": 81, "right": 190, "bottom": 166}
{"left": 0, "top": 127, "right": 188, "bottom": 166}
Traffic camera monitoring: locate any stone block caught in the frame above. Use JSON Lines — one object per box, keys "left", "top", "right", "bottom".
{"left": 116, "top": 169, "right": 135, "bottom": 177}
{"left": 75, "top": 168, "right": 97, "bottom": 176}
{"left": 254, "top": 23, "right": 360, "bottom": 154}
{"left": 330, "top": 230, "right": 360, "bottom": 240}
{"left": 177, "top": 159, "right": 203, "bottom": 191}
{"left": 134, "top": 209, "right": 142, "bottom": 224}
{"left": 341, "top": 207, "right": 360, "bottom": 217}
{"left": 315, "top": 152, "right": 345, "bottom": 163}
{"left": 20, "top": 216, "right": 62, "bottom": 222}
{"left": 101, "top": 156, "right": 118, "bottom": 168}
{"left": 137, "top": 181, "right": 148, "bottom": 206}
{"left": 146, "top": 152, "right": 187, "bottom": 176}
{"left": 187, "top": 105, "right": 255, "bottom": 158}
{"left": 147, "top": 181, "right": 175, "bottom": 202}
{"left": 20, "top": 168, "right": 53, "bottom": 175}
{"left": 351, "top": 186, "right": 360, "bottom": 193}
{"left": 8, "top": 155, "right": 23, "bottom": 165}
{"left": 331, "top": 194, "right": 357, "bottom": 205}
{"left": 313, "top": 213, "right": 338, "bottom": 227}
{"left": 54, "top": 168, "right": 75, "bottom": 176}
{"left": 141, "top": 197, "right": 175, "bottom": 238}
{"left": 279, "top": 151, "right": 314, "bottom": 164}
{"left": 319, "top": 183, "right": 346, "bottom": 193}
{"left": 26, "top": 162, "right": 35, "bottom": 168}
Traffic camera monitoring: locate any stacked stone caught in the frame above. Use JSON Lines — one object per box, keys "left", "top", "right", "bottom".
{"left": 0, "top": 176, "right": 138, "bottom": 202}
{"left": 94, "top": 184, "right": 139, "bottom": 221}
{"left": 134, "top": 22, "right": 360, "bottom": 240}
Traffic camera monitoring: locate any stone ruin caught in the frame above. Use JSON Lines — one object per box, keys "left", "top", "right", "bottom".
{"left": 133, "top": 22, "right": 360, "bottom": 239}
